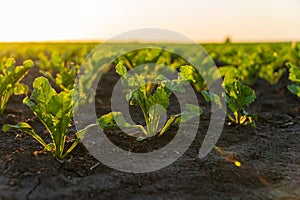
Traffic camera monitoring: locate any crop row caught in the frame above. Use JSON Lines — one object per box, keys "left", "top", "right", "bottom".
{"left": 0, "top": 43, "right": 299, "bottom": 161}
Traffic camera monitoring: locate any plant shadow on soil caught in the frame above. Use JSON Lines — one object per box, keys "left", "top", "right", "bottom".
{"left": 0, "top": 66, "right": 299, "bottom": 199}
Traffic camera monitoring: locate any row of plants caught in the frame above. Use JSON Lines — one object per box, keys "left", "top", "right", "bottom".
{"left": 0, "top": 43, "right": 299, "bottom": 162}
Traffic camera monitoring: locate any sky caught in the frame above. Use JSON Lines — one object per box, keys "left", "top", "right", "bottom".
{"left": 0, "top": 0, "right": 299, "bottom": 42}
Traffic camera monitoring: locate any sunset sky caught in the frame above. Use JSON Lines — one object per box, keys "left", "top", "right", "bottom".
{"left": 0, "top": 0, "right": 299, "bottom": 42}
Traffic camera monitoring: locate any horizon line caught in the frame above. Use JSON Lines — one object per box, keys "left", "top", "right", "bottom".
{"left": 0, "top": 39, "right": 299, "bottom": 44}
{"left": 0, "top": 40, "right": 300, "bottom": 44}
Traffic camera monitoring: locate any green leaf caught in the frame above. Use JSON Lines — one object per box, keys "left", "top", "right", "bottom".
{"left": 30, "top": 76, "right": 57, "bottom": 110}
{"left": 158, "top": 115, "right": 176, "bottom": 137}
{"left": 13, "top": 83, "right": 29, "bottom": 95}
{"left": 288, "top": 63, "right": 300, "bottom": 84}
{"left": 2, "top": 123, "right": 50, "bottom": 151}
{"left": 23, "top": 60, "right": 34, "bottom": 68}
{"left": 21, "top": 76, "right": 74, "bottom": 159}
{"left": 201, "top": 90, "right": 212, "bottom": 102}
{"left": 0, "top": 58, "right": 32, "bottom": 114}
{"left": 48, "top": 91, "right": 72, "bottom": 118}
{"left": 287, "top": 84, "right": 300, "bottom": 97}
{"left": 175, "top": 104, "right": 203, "bottom": 123}
{"left": 201, "top": 90, "right": 224, "bottom": 110}
{"left": 63, "top": 123, "right": 99, "bottom": 158}
{"left": 4, "top": 58, "right": 16, "bottom": 74}
{"left": 149, "top": 104, "right": 166, "bottom": 119}
{"left": 204, "top": 70, "right": 256, "bottom": 126}
{"left": 225, "top": 94, "right": 238, "bottom": 114}
{"left": 179, "top": 65, "right": 196, "bottom": 83}
{"left": 186, "top": 103, "right": 203, "bottom": 115}
{"left": 223, "top": 72, "right": 256, "bottom": 126}
{"left": 51, "top": 54, "right": 63, "bottom": 69}
{"left": 5, "top": 58, "right": 16, "bottom": 68}
{"left": 116, "top": 61, "right": 127, "bottom": 77}
{"left": 98, "top": 112, "right": 148, "bottom": 135}
{"left": 146, "top": 86, "right": 170, "bottom": 112}
{"left": 98, "top": 112, "right": 120, "bottom": 130}
{"left": 39, "top": 70, "right": 56, "bottom": 83}
{"left": 238, "top": 84, "right": 256, "bottom": 107}
{"left": 218, "top": 66, "right": 238, "bottom": 77}
{"left": 238, "top": 111, "right": 258, "bottom": 127}
{"left": 159, "top": 75, "right": 186, "bottom": 93}
{"left": 223, "top": 70, "right": 238, "bottom": 89}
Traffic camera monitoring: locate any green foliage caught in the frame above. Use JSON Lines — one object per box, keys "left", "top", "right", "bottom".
{"left": 1, "top": 42, "right": 299, "bottom": 152}
{"left": 2, "top": 77, "right": 97, "bottom": 161}
{"left": 98, "top": 62, "right": 202, "bottom": 139}
{"left": 202, "top": 70, "right": 257, "bottom": 127}
{"left": 287, "top": 62, "right": 300, "bottom": 97}
{"left": 98, "top": 112, "right": 149, "bottom": 136}
{"left": 0, "top": 58, "right": 33, "bottom": 114}
{"left": 40, "top": 58, "right": 79, "bottom": 92}
{"left": 209, "top": 43, "right": 295, "bottom": 86}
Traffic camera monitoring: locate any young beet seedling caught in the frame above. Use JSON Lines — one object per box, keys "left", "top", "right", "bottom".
{"left": 2, "top": 77, "right": 97, "bottom": 161}
{"left": 286, "top": 62, "right": 300, "bottom": 97}
{"left": 0, "top": 58, "right": 34, "bottom": 114}
{"left": 98, "top": 62, "right": 203, "bottom": 140}
{"left": 202, "top": 70, "right": 257, "bottom": 127}
{"left": 40, "top": 59, "right": 79, "bottom": 92}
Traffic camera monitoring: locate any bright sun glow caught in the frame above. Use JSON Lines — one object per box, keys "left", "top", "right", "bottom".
{"left": 0, "top": 0, "right": 299, "bottom": 42}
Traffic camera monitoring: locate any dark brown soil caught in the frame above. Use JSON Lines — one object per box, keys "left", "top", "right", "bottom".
{"left": 0, "top": 67, "right": 299, "bottom": 200}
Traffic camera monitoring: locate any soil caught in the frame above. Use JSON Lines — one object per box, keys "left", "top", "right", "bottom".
{"left": 0, "top": 66, "right": 299, "bottom": 200}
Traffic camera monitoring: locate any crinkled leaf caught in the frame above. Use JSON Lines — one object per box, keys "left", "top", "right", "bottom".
{"left": 115, "top": 61, "right": 127, "bottom": 77}
{"left": 48, "top": 91, "right": 72, "bottom": 118}
{"left": 179, "top": 65, "right": 196, "bottom": 83}
{"left": 159, "top": 75, "right": 186, "bottom": 94}
{"left": 147, "top": 87, "right": 169, "bottom": 110}
{"left": 47, "top": 91, "right": 72, "bottom": 156}
{"left": 56, "top": 71, "right": 74, "bottom": 91}
{"left": 287, "top": 63, "right": 300, "bottom": 84}
{"left": 225, "top": 94, "right": 238, "bottom": 113}
{"left": 0, "top": 58, "right": 33, "bottom": 114}
{"left": 223, "top": 70, "right": 238, "bottom": 89}
{"left": 51, "top": 54, "right": 63, "bottom": 69}
{"left": 3, "top": 58, "right": 15, "bottom": 75}
{"left": 24, "top": 76, "right": 73, "bottom": 158}
{"left": 259, "top": 64, "right": 286, "bottom": 85}
{"left": 223, "top": 71, "right": 256, "bottom": 126}
{"left": 23, "top": 60, "right": 34, "bottom": 68}
{"left": 223, "top": 72, "right": 256, "bottom": 108}
{"left": 219, "top": 66, "right": 238, "bottom": 77}
{"left": 236, "top": 82, "right": 256, "bottom": 107}
{"left": 13, "top": 83, "right": 29, "bottom": 95}
{"left": 30, "top": 76, "right": 57, "bottom": 110}
{"left": 5, "top": 58, "right": 16, "bottom": 68}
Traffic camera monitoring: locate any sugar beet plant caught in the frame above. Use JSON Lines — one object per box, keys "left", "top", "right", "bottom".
{"left": 202, "top": 70, "right": 257, "bottom": 127}
{"left": 0, "top": 58, "right": 33, "bottom": 114}
{"left": 2, "top": 77, "right": 97, "bottom": 161}
{"left": 98, "top": 62, "right": 203, "bottom": 139}
{"left": 39, "top": 56, "right": 80, "bottom": 92}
